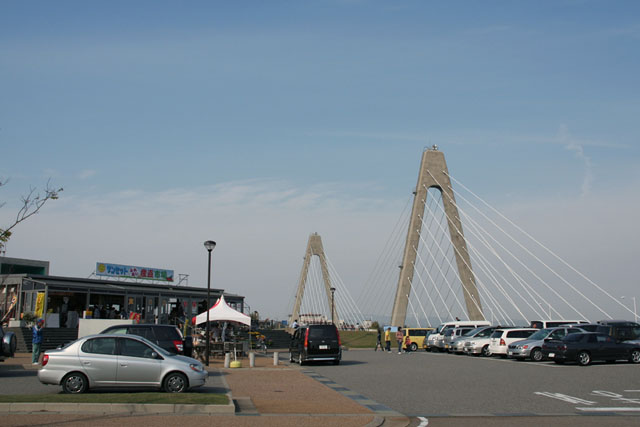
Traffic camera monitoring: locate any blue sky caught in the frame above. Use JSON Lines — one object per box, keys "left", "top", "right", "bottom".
{"left": 2, "top": 1, "right": 639, "bottom": 320}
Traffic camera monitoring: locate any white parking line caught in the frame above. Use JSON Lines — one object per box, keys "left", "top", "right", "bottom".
{"left": 417, "top": 416, "right": 429, "bottom": 426}
{"left": 576, "top": 407, "right": 640, "bottom": 412}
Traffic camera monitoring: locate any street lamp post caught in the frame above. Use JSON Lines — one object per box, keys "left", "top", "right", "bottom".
{"left": 204, "top": 240, "right": 216, "bottom": 366}
{"left": 330, "top": 287, "right": 336, "bottom": 325}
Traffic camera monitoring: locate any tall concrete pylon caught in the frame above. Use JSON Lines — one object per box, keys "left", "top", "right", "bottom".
{"left": 391, "top": 146, "right": 484, "bottom": 326}
{"left": 289, "top": 233, "right": 339, "bottom": 327}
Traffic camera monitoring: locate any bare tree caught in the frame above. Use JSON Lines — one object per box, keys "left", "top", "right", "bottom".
{"left": 0, "top": 178, "right": 63, "bottom": 253}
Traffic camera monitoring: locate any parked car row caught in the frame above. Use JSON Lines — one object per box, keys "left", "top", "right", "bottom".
{"left": 423, "top": 319, "right": 640, "bottom": 366}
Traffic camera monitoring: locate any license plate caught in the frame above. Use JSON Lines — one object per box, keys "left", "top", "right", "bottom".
{"left": 548, "top": 352, "right": 555, "bottom": 358}
{"left": 319, "top": 345, "right": 328, "bottom": 350}
{"left": 508, "top": 351, "right": 512, "bottom": 356}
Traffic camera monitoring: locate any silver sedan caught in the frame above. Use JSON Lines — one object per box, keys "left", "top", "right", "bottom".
{"left": 38, "top": 334, "right": 207, "bottom": 393}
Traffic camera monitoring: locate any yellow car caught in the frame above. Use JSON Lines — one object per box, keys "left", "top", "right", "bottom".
{"left": 403, "top": 328, "right": 434, "bottom": 351}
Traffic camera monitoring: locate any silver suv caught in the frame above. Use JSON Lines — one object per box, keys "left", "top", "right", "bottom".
{"left": 507, "top": 326, "right": 585, "bottom": 361}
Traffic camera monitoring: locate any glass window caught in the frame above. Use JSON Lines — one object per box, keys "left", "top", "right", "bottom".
{"left": 490, "top": 330, "right": 503, "bottom": 338}
{"left": 549, "top": 329, "right": 566, "bottom": 340}
{"left": 154, "top": 326, "right": 181, "bottom": 341}
{"left": 81, "top": 337, "right": 116, "bottom": 355}
{"left": 309, "top": 325, "right": 337, "bottom": 339}
{"left": 107, "top": 327, "right": 128, "bottom": 335}
{"left": 129, "top": 327, "right": 155, "bottom": 341}
{"left": 120, "top": 338, "right": 155, "bottom": 358}
{"left": 564, "top": 334, "right": 584, "bottom": 342}
{"left": 477, "top": 328, "right": 494, "bottom": 337}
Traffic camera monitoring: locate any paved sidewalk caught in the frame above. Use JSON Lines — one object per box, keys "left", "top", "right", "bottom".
{"left": 1, "top": 352, "right": 410, "bottom": 426}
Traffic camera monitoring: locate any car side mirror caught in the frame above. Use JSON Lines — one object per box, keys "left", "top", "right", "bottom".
{"left": 151, "top": 351, "right": 159, "bottom": 359}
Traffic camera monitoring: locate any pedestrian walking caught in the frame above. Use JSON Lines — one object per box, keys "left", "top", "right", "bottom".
{"left": 374, "top": 328, "right": 383, "bottom": 351}
{"left": 385, "top": 327, "right": 391, "bottom": 352}
{"left": 32, "top": 318, "right": 44, "bottom": 365}
{"left": 396, "top": 327, "right": 404, "bottom": 354}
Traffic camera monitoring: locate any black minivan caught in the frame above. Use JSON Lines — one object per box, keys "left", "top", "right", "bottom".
{"left": 289, "top": 324, "right": 341, "bottom": 365}
{"left": 100, "top": 324, "right": 192, "bottom": 357}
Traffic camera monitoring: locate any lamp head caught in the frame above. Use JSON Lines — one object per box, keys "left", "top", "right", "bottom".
{"left": 204, "top": 240, "right": 217, "bottom": 251}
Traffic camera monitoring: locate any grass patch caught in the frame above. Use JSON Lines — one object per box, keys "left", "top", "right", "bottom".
{"left": 340, "top": 331, "right": 378, "bottom": 348}
{"left": 0, "top": 392, "right": 228, "bottom": 405}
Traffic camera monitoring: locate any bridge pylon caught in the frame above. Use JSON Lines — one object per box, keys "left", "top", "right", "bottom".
{"left": 391, "top": 146, "right": 484, "bottom": 326}
{"left": 289, "top": 233, "right": 339, "bottom": 327}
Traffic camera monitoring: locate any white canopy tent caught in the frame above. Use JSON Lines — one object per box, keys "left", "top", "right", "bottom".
{"left": 192, "top": 295, "right": 251, "bottom": 326}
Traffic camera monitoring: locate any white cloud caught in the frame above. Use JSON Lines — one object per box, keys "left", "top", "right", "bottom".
{"left": 3, "top": 179, "right": 403, "bottom": 319}
{"left": 77, "top": 169, "right": 97, "bottom": 180}
{"left": 3, "top": 174, "right": 639, "bottom": 322}
{"left": 558, "top": 125, "right": 594, "bottom": 197}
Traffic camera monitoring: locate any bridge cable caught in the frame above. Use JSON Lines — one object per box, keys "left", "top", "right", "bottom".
{"left": 447, "top": 173, "right": 630, "bottom": 318}
{"left": 439, "top": 174, "right": 597, "bottom": 320}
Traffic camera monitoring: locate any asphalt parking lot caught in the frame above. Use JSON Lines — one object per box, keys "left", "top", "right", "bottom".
{"left": 306, "top": 348, "right": 640, "bottom": 417}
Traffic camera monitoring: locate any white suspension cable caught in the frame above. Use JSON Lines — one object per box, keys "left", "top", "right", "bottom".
{"left": 438, "top": 176, "right": 592, "bottom": 320}
{"left": 409, "top": 255, "right": 442, "bottom": 326}
{"left": 447, "top": 173, "right": 616, "bottom": 319}
{"left": 406, "top": 289, "right": 422, "bottom": 327}
{"left": 413, "top": 246, "right": 452, "bottom": 321}
{"left": 459, "top": 208, "right": 556, "bottom": 320}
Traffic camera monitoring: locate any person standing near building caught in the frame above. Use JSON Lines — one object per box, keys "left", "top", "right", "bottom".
{"left": 384, "top": 327, "right": 391, "bottom": 352}
{"left": 396, "top": 327, "right": 404, "bottom": 354}
{"left": 32, "top": 318, "right": 44, "bottom": 365}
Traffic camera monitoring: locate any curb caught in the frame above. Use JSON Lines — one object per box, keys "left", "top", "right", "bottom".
{"left": 0, "top": 395, "right": 235, "bottom": 415}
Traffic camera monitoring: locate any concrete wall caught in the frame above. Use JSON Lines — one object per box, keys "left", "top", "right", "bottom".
{"left": 78, "top": 319, "right": 134, "bottom": 338}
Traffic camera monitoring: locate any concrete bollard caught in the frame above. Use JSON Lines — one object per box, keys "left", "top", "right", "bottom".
{"left": 224, "top": 352, "right": 231, "bottom": 368}
{"left": 273, "top": 351, "right": 279, "bottom": 366}
{"left": 249, "top": 352, "right": 255, "bottom": 368}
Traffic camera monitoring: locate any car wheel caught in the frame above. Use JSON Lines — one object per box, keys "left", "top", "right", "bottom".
{"left": 163, "top": 372, "right": 188, "bottom": 393}
{"left": 333, "top": 359, "right": 340, "bottom": 365}
{"left": 481, "top": 345, "right": 490, "bottom": 357}
{"left": 629, "top": 349, "right": 640, "bottom": 364}
{"left": 577, "top": 351, "right": 591, "bottom": 366}
{"left": 531, "top": 348, "right": 543, "bottom": 362}
{"left": 61, "top": 372, "right": 88, "bottom": 394}
{"left": 410, "top": 343, "right": 418, "bottom": 352}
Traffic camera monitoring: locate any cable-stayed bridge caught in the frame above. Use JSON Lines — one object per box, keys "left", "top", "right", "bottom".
{"left": 287, "top": 147, "right": 636, "bottom": 329}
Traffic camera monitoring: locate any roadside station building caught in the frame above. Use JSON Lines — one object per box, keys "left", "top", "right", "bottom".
{"left": 0, "top": 256, "right": 245, "bottom": 328}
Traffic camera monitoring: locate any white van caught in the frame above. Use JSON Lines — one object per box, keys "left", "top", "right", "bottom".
{"left": 529, "top": 320, "right": 589, "bottom": 329}
{"left": 425, "top": 320, "right": 491, "bottom": 351}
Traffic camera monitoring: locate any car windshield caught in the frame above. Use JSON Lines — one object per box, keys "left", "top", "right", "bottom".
{"left": 528, "top": 328, "right": 553, "bottom": 340}
{"left": 465, "top": 327, "right": 485, "bottom": 337}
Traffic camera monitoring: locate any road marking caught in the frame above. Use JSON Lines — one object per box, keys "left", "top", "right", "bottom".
{"left": 592, "top": 390, "right": 640, "bottom": 405}
{"left": 534, "top": 392, "right": 596, "bottom": 405}
{"left": 576, "top": 407, "right": 640, "bottom": 412}
{"left": 417, "top": 416, "right": 429, "bottom": 426}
